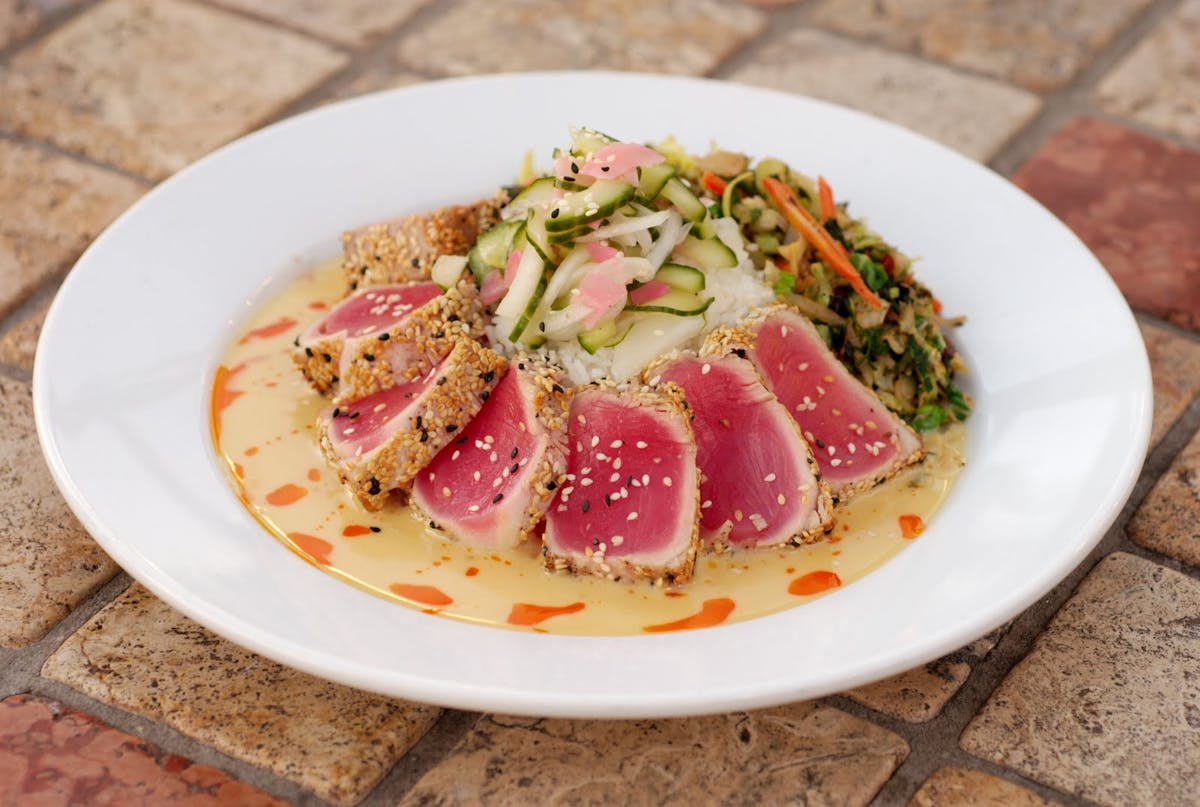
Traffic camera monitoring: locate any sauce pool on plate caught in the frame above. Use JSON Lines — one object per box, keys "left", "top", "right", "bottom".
{"left": 212, "top": 259, "right": 966, "bottom": 636}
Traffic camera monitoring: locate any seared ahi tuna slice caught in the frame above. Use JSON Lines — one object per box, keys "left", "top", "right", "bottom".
{"left": 320, "top": 339, "right": 507, "bottom": 510}
{"left": 706, "top": 306, "right": 923, "bottom": 499}
{"left": 342, "top": 195, "right": 506, "bottom": 291}
{"left": 294, "top": 281, "right": 484, "bottom": 403}
{"left": 543, "top": 385, "right": 701, "bottom": 584}
{"left": 410, "top": 360, "right": 571, "bottom": 549}
{"left": 648, "top": 354, "right": 833, "bottom": 549}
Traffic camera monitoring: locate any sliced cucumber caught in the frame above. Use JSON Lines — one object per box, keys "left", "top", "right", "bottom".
{"left": 672, "top": 234, "right": 738, "bottom": 270}
{"left": 610, "top": 313, "right": 706, "bottom": 382}
{"left": 546, "top": 180, "right": 635, "bottom": 232}
{"left": 508, "top": 267, "right": 549, "bottom": 342}
{"left": 547, "top": 223, "right": 595, "bottom": 245}
{"left": 577, "top": 320, "right": 617, "bottom": 354}
{"left": 494, "top": 246, "right": 544, "bottom": 320}
{"left": 695, "top": 216, "right": 716, "bottom": 240}
{"left": 431, "top": 255, "right": 467, "bottom": 291}
{"left": 569, "top": 126, "right": 617, "bottom": 158}
{"left": 467, "top": 219, "right": 524, "bottom": 284}
{"left": 505, "top": 177, "right": 557, "bottom": 219}
{"left": 660, "top": 177, "right": 707, "bottom": 223}
{"left": 625, "top": 289, "right": 713, "bottom": 316}
{"left": 654, "top": 263, "right": 706, "bottom": 293}
{"left": 637, "top": 163, "right": 675, "bottom": 199}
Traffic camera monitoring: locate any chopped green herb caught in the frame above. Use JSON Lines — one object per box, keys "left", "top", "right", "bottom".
{"left": 912, "top": 404, "right": 945, "bottom": 432}
{"left": 773, "top": 271, "right": 797, "bottom": 295}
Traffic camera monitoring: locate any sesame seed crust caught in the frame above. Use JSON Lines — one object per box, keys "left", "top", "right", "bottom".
{"left": 703, "top": 304, "right": 925, "bottom": 501}
{"left": 293, "top": 281, "right": 485, "bottom": 403}
{"left": 542, "top": 382, "right": 701, "bottom": 586}
{"left": 320, "top": 339, "right": 507, "bottom": 511}
{"left": 341, "top": 194, "right": 506, "bottom": 292}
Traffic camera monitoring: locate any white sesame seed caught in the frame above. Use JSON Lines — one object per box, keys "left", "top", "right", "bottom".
{"left": 610, "top": 440, "right": 623, "bottom": 448}
{"left": 373, "top": 403, "right": 387, "bottom": 413}
{"left": 702, "top": 500, "right": 712, "bottom": 509}
{"left": 827, "top": 445, "right": 836, "bottom": 456}
{"left": 581, "top": 478, "right": 594, "bottom": 486}
{"left": 343, "top": 427, "right": 355, "bottom": 435}
{"left": 442, "top": 486, "right": 451, "bottom": 497}
{"left": 641, "top": 474, "right": 650, "bottom": 485}
{"left": 781, "top": 326, "right": 789, "bottom": 337}
{"left": 451, "top": 450, "right": 460, "bottom": 461}
{"left": 663, "top": 477, "right": 672, "bottom": 487}
{"left": 647, "top": 375, "right": 661, "bottom": 387}
{"left": 701, "top": 363, "right": 711, "bottom": 375}
{"left": 489, "top": 451, "right": 497, "bottom": 462}
{"left": 763, "top": 473, "right": 776, "bottom": 482}
{"left": 777, "top": 493, "right": 786, "bottom": 505}
{"left": 473, "top": 471, "right": 481, "bottom": 482}
{"left": 627, "top": 512, "right": 638, "bottom": 521}
{"left": 613, "top": 458, "right": 623, "bottom": 470}
{"left": 830, "top": 459, "right": 842, "bottom": 467}
{"left": 612, "top": 535, "right": 624, "bottom": 546}
{"left": 468, "top": 505, "right": 480, "bottom": 513}
{"left": 428, "top": 472, "right": 435, "bottom": 481}
{"left": 590, "top": 435, "right": 599, "bottom": 448}
{"left": 734, "top": 509, "right": 744, "bottom": 522}
{"left": 636, "top": 440, "right": 648, "bottom": 449}
{"left": 610, "top": 472, "right": 621, "bottom": 482}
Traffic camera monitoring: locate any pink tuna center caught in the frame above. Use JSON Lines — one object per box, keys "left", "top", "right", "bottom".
{"left": 753, "top": 314, "right": 901, "bottom": 485}
{"left": 314, "top": 283, "right": 441, "bottom": 338}
{"left": 327, "top": 361, "right": 442, "bottom": 457}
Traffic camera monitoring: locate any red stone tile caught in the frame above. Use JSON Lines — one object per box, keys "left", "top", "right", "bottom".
{"left": 1012, "top": 117, "right": 1200, "bottom": 330}
{"left": 0, "top": 694, "right": 288, "bottom": 806}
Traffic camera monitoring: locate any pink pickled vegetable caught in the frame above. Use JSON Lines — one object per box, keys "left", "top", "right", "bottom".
{"left": 504, "top": 248, "right": 523, "bottom": 278}
{"left": 579, "top": 143, "right": 664, "bottom": 183}
{"left": 480, "top": 270, "right": 508, "bottom": 305}
{"left": 585, "top": 242, "right": 620, "bottom": 263}
{"left": 577, "top": 272, "right": 626, "bottom": 328}
{"left": 629, "top": 280, "right": 671, "bottom": 305}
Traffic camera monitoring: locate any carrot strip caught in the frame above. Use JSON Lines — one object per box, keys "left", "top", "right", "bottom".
{"left": 762, "top": 177, "right": 884, "bottom": 309}
{"left": 701, "top": 171, "right": 727, "bottom": 196}
{"left": 817, "top": 175, "right": 837, "bottom": 222}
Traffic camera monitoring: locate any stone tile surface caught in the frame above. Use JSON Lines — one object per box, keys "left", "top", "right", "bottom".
{"left": 0, "top": 0, "right": 79, "bottom": 51}
{"left": 0, "top": 0, "right": 346, "bottom": 179}
{"left": 728, "top": 29, "right": 1040, "bottom": 162}
{"left": 0, "top": 694, "right": 287, "bottom": 806}
{"left": 961, "top": 553, "right": 1200, "bottom": 806}
{"left": 1013, "top": 117, "right": 1200, "bottom": 330}
{"left": 0, "top": 376, "right": 118, "bottom": 648}
{"left": 397, "top": 0, "right": 765, "bottom": 77}
{"left": 43, "top": 584, "right": 441, "bottom": 806}
{"left": 0, "top": 139, "right": 144, "bottom": 320}
{"left": 0, "top": 296, "right": 51, "bottom": 370}
{"left": 1128, "top": 428, "right": 1200, "bottom": 565}
{"left": 400, "top": 704, "right": 908, "bottom": 806}
{"left": 212, "top": 0, "right": 429, "bottom": 47}
{"left": 1097, "top": 0, "right": 1200, "bottom": 144}
{"left": 846, "top": 627, "right": 1004, "bottom": 723}
{"left": 1141, "top": 321, "right": 1200, "bottom": 449}
{"left": 908, "top": 766, "right": 1057, "bottom": 806}
{"left": 812, "top": 0, "right": 1152, "bottom": 91}
{"left": 319, "top": 64, "right": 424, "bottom": 106}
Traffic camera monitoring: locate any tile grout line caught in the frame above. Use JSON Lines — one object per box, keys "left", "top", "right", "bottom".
{"left": 186, "top": 0, "right": 356, "bottom": 52}
{"left": 0, "top": 0, "right": 95, "bottom": 64}
{"left": 355, "top": 709, "right": 482, "bottom": 807}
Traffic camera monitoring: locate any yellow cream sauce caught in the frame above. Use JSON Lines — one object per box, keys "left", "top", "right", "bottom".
{"left": 213, "top": 259, "right": 966, "bottom": 635}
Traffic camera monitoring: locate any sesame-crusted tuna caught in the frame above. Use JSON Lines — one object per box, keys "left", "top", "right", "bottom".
{"left": 648, "top": 353, "right": 833, "bottom": 549}
{"left": 543, "top": 384, "right": 700, "bottom": 584}
{"left": 705, "top": 306, "right": 923, "bottom": 500}
{"left": 342, "top": 195, "right": 506, "bottom": 291}
{"left": 410, "top": 358, "right": 571, "bottom": 549}
{"left": 319, "top": 339, "right": 507, "bottom": 511}
{"left": 294, "top": 280, "right": 484, "bottom": 403}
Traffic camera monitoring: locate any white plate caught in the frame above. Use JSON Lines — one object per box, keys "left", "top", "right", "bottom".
{"left": 34, "top": 72, "right": 1151, "bottom": 718}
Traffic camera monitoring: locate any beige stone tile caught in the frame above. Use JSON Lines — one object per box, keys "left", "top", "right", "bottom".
{"left": 1096, "top": 0, "right": 1200, "bottom": 144}
{"left": 396, "top": 0, "right": 765, "bottom": 77}
{"left": 811, "top": 0, "right": 1152, "bottom": 92}
{"left": 727, "top": 29, "right": 1041, "bottom": 162}
{"left": 319, "top": 64, "right": 424, "bottom": 106}
{"left": 212, "top": 0, "right": 429, "bottom": 48}
{"left": 0, "top": 139, "right": 145, "bottom": 319}
{"left": 0, "top": 376, "right": 119, "bottom": 647}
{"left": 43, "top": 584, "right": 441, "bottom": 806}
{"left": 961, "top": 553, "right": 1200, "bottom": 805}
{"left": 400, "top": 703, "right": 908, "bottom": 806}
{"left": 0, "top": 297, "right": 51, "bottom": 370}
{"left": 1128, "top": 428, "right": 1200, "bottom": 566}
{"left": 908, "top": 766, "right": 1057, "bottom": 806}
{"left": 1141, "top": 321, "right": 1200, "bottom": 449}
{"left": 0, "top": 0, "right": 80, "bottom": 51}
{"left": 845, "top": 627, "right": 1003, "bottom": 722}
{"left": 0, "top": 0, "right": 347, "bottom": 180}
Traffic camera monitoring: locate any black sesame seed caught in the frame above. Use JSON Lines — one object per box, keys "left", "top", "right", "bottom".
{"left": 415, "top": 416, "right": 423, "bottom": 429}
{"left": 446, "top": 424, "right": 458, "bottom": 433}
{"left": 419, "top": 430, "right": 429, "bottom": 443}
{"left": 627, "top": 475, "right": 634, "bottom": 486}
{"left": 570, "top": 162, "right": 579, "bottom": 173}
{"left": 411, "top": 257, "right": 420, "bottom": 268}
{"left": 433, "top": 330, "right": 445, "bottom": 339}
{"left": 363, "top": 353, "right": 375, "bottom": 362}
{"left": 349, "top": 411, "right": 360, "bottom": 419}
{"left": 539, "top": 321, "right": 546, "bottom": 332}
{"left": 510, "top": 447, "right": 519, "bottom": 459}
{"left": 333, "top": 408, "right": 341, "bottom": 418}
{"left": 330, "top": 375, "right": 339, "bottom": 383}
{"left": 600, "top": 165, "right": 610, "bottom": 172}
{"left": 551, "top": 383, "right": 565, "bottom": 394}
{"left": 493, "top": 492, "right": 504, "bottom": 504}
{"left": 481, "top": 391, "right": 490, "bottom": 401}
{"left": 581, "top": 500, "right": 590, "bottom": 513}
{"left": 447, "top": 313, "right": 460, "bottom": 322}
{"left": 370, "top": 526, "right": 381, "bottom": 533}
{"left": 368, "top": 477, "right": 381, "bottom": 495}
{"left": 482, "top": 370, "right": 495, "bottom": 382}
{"left": 322, "top": 352, "right": 332, "bottom": 362}
{"left": 509, "top": 463, "right": 519, "bottom": 474}
{"left": 592, "top": 538, "right": 599, "bottom": 546}
{"left": 292, "top": 336, "right": 300, "bottom": 347}
{"left": 437, "top": 376, "right": 447, "bottom": 386}
{"left": 546, "top": 480, "right": 557, "bottom": 491}
{"left": 378, "top": 332, "right": 390, "bottom": 341}
{"left": 604, "top": 494, "right": 612, "bottom": 507}
{"left": 457, "top": 436, "right": 468, "bottom": 445}
{"left": 733, "top": 348, "right": 747, "bottom": 358}
{"left": 304, "top": 347, "right": 313, "bottom": 357}
{"left": 815, "top": 439, "right": 826, "bottom": 448}
{"left": 550, "top": 208, "right": 560, "bottom": 219}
